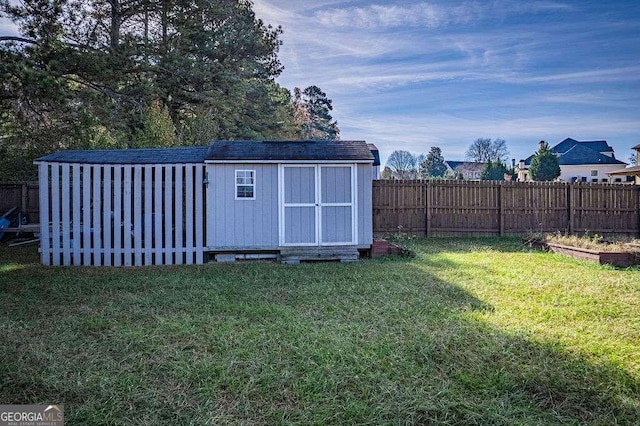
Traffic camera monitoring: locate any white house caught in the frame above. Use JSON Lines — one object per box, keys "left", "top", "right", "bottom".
{"left": 608, "top": 143, "right": 640, "bottom": 184}
{"left": 516, "top": 138, "right": 627, "bottom": 182}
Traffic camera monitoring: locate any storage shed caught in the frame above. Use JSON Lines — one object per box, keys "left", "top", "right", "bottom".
{"left": 34, "top": 140, "right": 374, "bottom": 266}
{"left": 205, "top": 140, "right": 374, "bottom": 263}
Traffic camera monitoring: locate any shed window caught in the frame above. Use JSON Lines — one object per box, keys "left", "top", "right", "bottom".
{"left": 235, "top": 170, "right": 255, "bottom": 199}
{"left": 591, "top": 170, "right": 598, "bottom": 176}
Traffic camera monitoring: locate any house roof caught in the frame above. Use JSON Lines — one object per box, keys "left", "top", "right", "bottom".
{"left": 35, "top": 146, "right": 209, "bottom": 164}
{"left": 205, "top": 140, "right": 374, "bottom": 162}
{"left": 552, "top": 138, "right": 613, "bottom": 155}
{"left": 445, "top": 161, "right": 486, "bottom": 171}
{"left": 608, "top": 165, "right": 640, "bottom": 176}
{"left": 557, "top": 143, "right": 625, "bottom": 165}
{"left": 633, "top": 144, "right": 640, "bottom": 150}
{"left": 524, "top": 138, "right": 626, "bottom": 166}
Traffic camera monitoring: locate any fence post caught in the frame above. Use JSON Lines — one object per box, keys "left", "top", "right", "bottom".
{"left": 499, "top": 182, "right": 505, "bottom": 237}
{"left": 21, "top": 182, "right": 28, "bottom": 215}
{"left": 425, "top": 180, "right": 431, "bottom": 237}
{"left": 637, "top": 186, "right": 640, "bottom": 238}
{"left": 568, "top": 184, "right": 574, "bottom": 235}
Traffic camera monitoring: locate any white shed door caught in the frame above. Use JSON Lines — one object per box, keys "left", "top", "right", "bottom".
{"left": 281, "top": 165, "right": 355, "bottom": 246}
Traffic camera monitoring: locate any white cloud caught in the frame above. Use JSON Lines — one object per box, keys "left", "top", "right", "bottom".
{"left": 507, "top": 66, "right": 640, "bottom": 84}
{"left": 314, "top": 3, "right": 477, "bottom": 29}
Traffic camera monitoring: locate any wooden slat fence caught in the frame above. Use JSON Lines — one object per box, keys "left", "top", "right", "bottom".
{"left": 0, "top": 181, "right": 39, "bottom": 221}
{"left": 373, "top": 180, "right": 640, "bottom": 237}
{"left": 37, "top": 162, "right": 206, "bottom": 266}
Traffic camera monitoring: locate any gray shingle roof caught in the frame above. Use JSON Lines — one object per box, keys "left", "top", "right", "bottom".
{"left": 558, "top": 143, "right": 626, "bottom": 165}
{"left": 553, "top": 138, "right": 613, "bottom": 155}
{"left": 367, "top": 143, "right": 381, "bottom": 166}
{"left": 35, "top": 146, "right": 209, "bottom": 164}
{"left": 524, "top": 138, "right": 625, "bottom": 166}
{"left": 35, "top": 141, "right": 375, "bottom": 165}
{"left": 445, "top": 161, "right": 486, "bottom": 171}
{"left": 205, "top": 140, "right": 374, "bottom": 162}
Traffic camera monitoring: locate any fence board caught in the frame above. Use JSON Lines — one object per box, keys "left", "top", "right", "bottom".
{"left": 61, "top": 164, "right": 71, "bottom": 266}
{"left": 38, "top": 164, "right": 50, "bottom": 265}
{"left": 103, "top": 166, "right": 112, "bottom": 266}
{"left": 92, "top": 165, "right": 102, "bottom": 266}
{"left": 174, "top": 164, "right": 184, "bottom": 265}
{"left": 82, "top": 166, "right": 91, "bottom": 264}
{"left": 122, "top": 165, "right": 135, "bottom": 266}
{"left": 185, "top": 166, "right": 194, "bottom": 264}
{"left": 164, "top": 165, "right": 174, "bottom": 265}
{"left": 51, "top": 163, "right": 61, "bottom": 266}
{"left": 72, "top": 164, "right": 81, "bottom": 265}
{"left": 144, "top": 166, "right": 153, "bottom": 265}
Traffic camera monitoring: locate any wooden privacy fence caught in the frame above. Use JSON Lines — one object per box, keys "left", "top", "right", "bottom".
{"left": 0, "top": 181, "right": 39, "bottom": 220}
{"left": 373, "top": 180, "right": 640, "bottom": 237}
{"left": 37, "top": 162, "right": 206, "bottom": 266}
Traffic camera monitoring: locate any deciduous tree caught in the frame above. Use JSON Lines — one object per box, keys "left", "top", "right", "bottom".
{"left": 387, "top": 150, "right": 419, "bottom": 179}
{"left": 465, "top": 137, "right": 509, "bottom": 163}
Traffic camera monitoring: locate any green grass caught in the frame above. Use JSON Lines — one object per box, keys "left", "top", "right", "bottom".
{"left": 1, "top": 238, "right": 638, "bottom": 425}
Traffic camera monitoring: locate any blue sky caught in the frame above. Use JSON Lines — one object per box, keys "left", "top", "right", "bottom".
{"left": 252, "top": 0, "right": 640, "bottom": 166}
{"left": 2, "top": 1, "right": 639, "bottom": 167}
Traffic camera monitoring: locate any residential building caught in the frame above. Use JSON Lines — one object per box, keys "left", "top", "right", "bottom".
{"left": 445, "top": 161, "right": 486, "bottom": 180}
{"left": 516, "top": 138, "right": 627, "bottom": 182}
{"left": 608, "top": 144, "right": 640, "bottom": 184}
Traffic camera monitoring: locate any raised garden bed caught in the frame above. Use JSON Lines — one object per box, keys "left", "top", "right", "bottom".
{"left": 546, "top": 242, "right": 640, "bottom": 267}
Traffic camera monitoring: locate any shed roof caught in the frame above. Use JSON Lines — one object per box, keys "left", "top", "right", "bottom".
{"left": 35, "top": 146, "right": 209, "bottom": 164}
{"left": 367, "top": 143, "right": 381, "bottom": 166}
{"left": 205, "top": 140, "right": 374, "bottom": 162}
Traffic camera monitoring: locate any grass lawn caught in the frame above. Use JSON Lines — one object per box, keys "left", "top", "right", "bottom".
{"left": 1, "top": 238, "right": 638, "bottom": 424}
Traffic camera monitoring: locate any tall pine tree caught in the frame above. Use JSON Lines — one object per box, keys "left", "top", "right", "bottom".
{"left": 0, "top": 0, "right": 300, "bottom": 179}
{"left": 419, "top": 146, "right": 447, "bottom": 178}
{"left": 529, "top": 141, "right": 561, "bottom": 181}
{"left": 293, "top": 85, "right": 340, "bottom": 140}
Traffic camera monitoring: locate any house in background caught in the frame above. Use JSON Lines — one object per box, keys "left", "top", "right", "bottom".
{"left": 445, "top": 161, "right": 486, "bottom": 180}
{"left": 516, "top": 138, "right": 627, "bottom": 182}
{"left": 608, "top": 143, "right": 640, "bottom": 184}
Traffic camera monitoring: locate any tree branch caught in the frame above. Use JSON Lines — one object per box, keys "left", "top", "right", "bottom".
{"left": 0, "top": 36, "right": 36, "bottom": 44}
